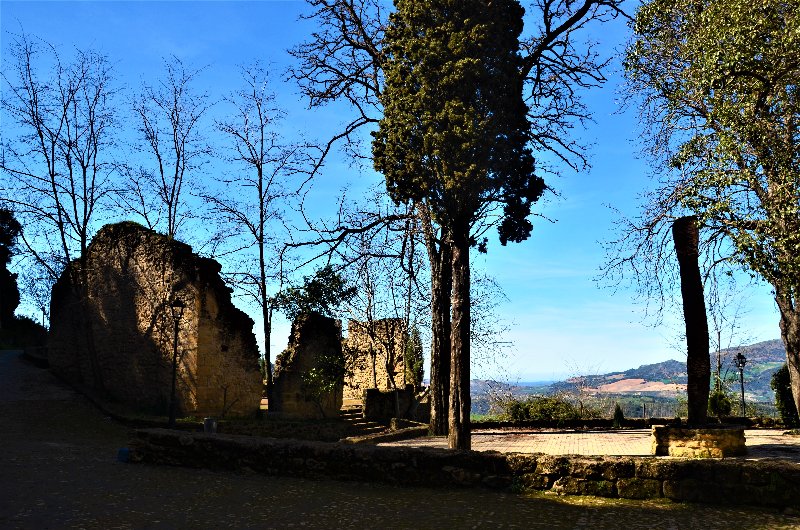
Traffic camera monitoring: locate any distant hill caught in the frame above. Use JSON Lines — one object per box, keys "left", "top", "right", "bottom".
{"left": 471, "top": 339, "right": 787, "bottom": 414}
{"left": 548, "top": 339, "right": 785, "bottom": 401}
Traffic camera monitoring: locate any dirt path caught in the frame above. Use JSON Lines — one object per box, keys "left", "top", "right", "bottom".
{"left": 1, "top": 351, "right": 796, "bottom": 529}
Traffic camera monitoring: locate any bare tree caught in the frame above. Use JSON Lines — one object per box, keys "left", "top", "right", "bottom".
{"left": 201, "top": 64, "right": 310, "bottom": 401}
{"left": 130, "top": 56, "right": 211, "bottom": 239}
{"left": 1, "top": 33, "right": 119, "bottom": 390}
{"left": 291, "top": 0, "right": 626, "bottom": 447}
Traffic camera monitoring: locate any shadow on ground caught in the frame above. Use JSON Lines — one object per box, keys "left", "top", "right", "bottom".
{"left": 1, "top": 351, "right": 797, "bottom": 529}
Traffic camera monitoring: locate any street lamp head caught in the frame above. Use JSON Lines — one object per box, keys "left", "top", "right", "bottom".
{"left": 170, "top": 298, "right": 186, "bottom": 321}
{"left": 734, "top": 351, "right": 747, "bottom": 370}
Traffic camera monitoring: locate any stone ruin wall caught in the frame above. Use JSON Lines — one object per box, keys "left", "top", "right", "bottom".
{"left": 343, "top": 318, "right": 407, "bottom": 403}
{"left": 48, "top": 222, "right": 262, "bottom": 417}
{"left": 271, "top": 312, "right": 343, "bottom": 419}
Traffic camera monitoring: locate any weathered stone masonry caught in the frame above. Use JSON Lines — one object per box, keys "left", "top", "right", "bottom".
{"left": 343, "top": 318, "right": 407, "bottom": 402}
{"left": 48, "top": 222, "right": 262, "bottom": 417}
{"left": 130, "top": 428, "right": 800, "bottom": 510}
{"left": 271, "top": 312, "right": 344, "bottom": 419}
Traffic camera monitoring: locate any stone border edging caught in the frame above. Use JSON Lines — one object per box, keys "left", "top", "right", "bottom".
{"left": 129, "top": 428, "right": 800, "bottom": 509}
{"left": 341, "top": 424, "right": 429, "bottom": 444}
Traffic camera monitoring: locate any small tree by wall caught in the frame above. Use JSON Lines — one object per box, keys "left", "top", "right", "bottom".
{"left": 772, "top": 364, "right": 800, "bottom": 428}
{"left": 271, "top": 311, "right": 345, "bottom": 419}
{"left": 301, "top": 349, "right": 347, "bottom": 419}
{"left": 0, "top": 208, "right": 21, "bottom": 330}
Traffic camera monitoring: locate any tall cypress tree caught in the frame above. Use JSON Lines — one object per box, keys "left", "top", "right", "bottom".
{"left": 373, "top": 0, "right": 545, "bottom": 449}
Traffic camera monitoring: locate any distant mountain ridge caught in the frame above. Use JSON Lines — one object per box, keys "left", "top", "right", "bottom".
{"left": 547, "top": 339, "right": 785, "bottom": 401}
{"left": 471, "top": 339, "right": 786, "bottom": 406}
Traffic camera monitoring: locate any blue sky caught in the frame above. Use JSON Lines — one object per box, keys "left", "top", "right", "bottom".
{"left": 1, "top": 1, "right": 782, "bottom": 381}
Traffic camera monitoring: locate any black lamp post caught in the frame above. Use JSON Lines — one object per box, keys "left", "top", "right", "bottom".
{"left": 168, "top": 298, "right": 185, "bottom": 428}
{"left": 734, "top": 351, "right": 747, "bottom": 417}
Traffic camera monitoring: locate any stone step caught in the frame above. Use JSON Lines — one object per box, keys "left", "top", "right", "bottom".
{"left": 338, "top": 405, "right": 387, "bottom": 436}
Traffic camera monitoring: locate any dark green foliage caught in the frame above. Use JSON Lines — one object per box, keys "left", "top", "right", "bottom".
{"left": 771, "top": 364, "right": 800, "bottom": 428}
{"left": 372, "top": 0, "right": 545, "bottom": 450}
{"left": 0, "top": 315, "right": 47, "bottom": 349}
{"left": 708, "top": 377, "right": 733, "bottom": 420}
{"left": 275, "top": 265, "right": 357, "bottom": 322}
{"left": 612, "top": 403, "right": 625, "bottom": 428}
{"left": 404, "top": 326, "right": 424, "bottom": 388}
{"left": 372, "top": 0, "right": 543, "bottom": 244}
{"left": 0, "top": 208, "right": 22, "bottom": 328}
{"left": 502, "top": 396, "right": 580, "bottom": 423}
{"left": 301, "top": 349, "right": 347, "bottom": 418}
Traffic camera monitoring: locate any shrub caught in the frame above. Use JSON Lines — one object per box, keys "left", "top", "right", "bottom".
{"left": 771, "top": 364, "right": 800, "bottom": 428}
{"left": 501, "top": 395, "right": 580, "bottom": 423}
{"left": 612, "top": 403, "right": 624, "bottom": 428}
{"left": 708, "top": 377, "right": 733, "bottom": 420}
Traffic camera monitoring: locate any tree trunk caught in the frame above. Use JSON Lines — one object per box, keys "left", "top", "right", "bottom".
{"left": 430, "top": 240, "right": 452, "bottom": 435}
{"left": 448, "top": 223, "right": 470, "bottom": 450}
{"left": 419, "top": 203, "right": 451, "bottom": 435}
{"left": 776, "top": 287, "right": 800, "bottom": 417}
{"left": 672, "top": 216, "right": 709, "bottom": 426}
{"left": 262, "top": 305, "right": 273, "bottom": 404}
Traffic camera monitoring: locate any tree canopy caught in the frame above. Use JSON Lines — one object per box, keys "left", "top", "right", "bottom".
{"left": 372, "top": 0, "right": 544, "bottom": 245}
{"left": 626, "top": 0, "right": 800, "bottom": 283}
{"left": 275, "top": 265, "right": 357, "bottom": 322}
{"left": 625, "top": 0, "right": 800, "bottom": 411}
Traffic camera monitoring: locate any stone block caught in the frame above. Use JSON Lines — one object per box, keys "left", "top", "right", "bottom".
{"left": 651, "top": 425, "right": 746, "bottom": 458}
{"left": 505, "top": 453, "right": 538, "bottom": 474}
{"left": 616, "top": 478, "right": 661, "bottom": 499}
{"left": 536, "top": 455, "right": 571, "bottom": 476}
{"left": 515, "top": 472, "right": 552, "bottom": 491}
{"left": 552, "top": 477, "right": 615, "bottom": 498}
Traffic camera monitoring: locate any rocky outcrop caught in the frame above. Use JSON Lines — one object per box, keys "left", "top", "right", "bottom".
{"left": 271, "top": 312, "right": 344, "bottom": 419}
{"left": 48, "top": 222, "right": 261, "bottom": 417}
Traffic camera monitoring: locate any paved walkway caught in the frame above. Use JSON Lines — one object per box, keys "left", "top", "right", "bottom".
{"left": 2, "top": 350, "right": 798, "bottom": 528}
{"left": 380, "top": 427, "right": 800, "bottom": 461}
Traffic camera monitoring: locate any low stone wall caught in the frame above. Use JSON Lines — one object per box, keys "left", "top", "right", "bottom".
{"left": 652, "top": 425, "right": 747, "bottom": 458}
{"left": 130, "top": 429, "right": 800, "bottom": 509}
{"left": 364, "top": 387, "right": 413, "bottom": 422}
{"left": 342, "top": 420, "right": 428, "bottom": 445}
{"left": 473, "top": 418, "right": 685, "bottom": 429}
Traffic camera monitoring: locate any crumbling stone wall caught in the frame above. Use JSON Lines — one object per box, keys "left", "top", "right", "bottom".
{"left": 271, "top": 312, "right": 344, "bottom": 419}
{"left": 344, "top": 318, "right": 407, "bottom": 402}
{"left": 48, "top": 222, "right": 261, "bottom": 417}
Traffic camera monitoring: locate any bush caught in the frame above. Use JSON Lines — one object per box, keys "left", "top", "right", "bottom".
{"left": 0, "top": 315, "right": 47, "bottom": 349}
{"left": 501, "top": 395, "right": 580, "bottom": 423}
{"left": 708, "top": 378, "right": 733, "bottom": 420}
{"left": 771, "top": 364, "right": 800, "bottom": 428}
{"left": 612, "top": 403, "right": 624, "bottom": 428}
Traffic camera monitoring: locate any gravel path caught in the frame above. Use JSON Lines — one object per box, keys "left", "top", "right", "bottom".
{"left": 1, "top": 350, "right": 797, "bottom": 529}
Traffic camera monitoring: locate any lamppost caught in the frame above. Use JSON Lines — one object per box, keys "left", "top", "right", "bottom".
{"left": 734, "top": 351, "right": 747, "bottom": 417}
{"left": 168, "top": 298, "right": 185, "bottom": 428}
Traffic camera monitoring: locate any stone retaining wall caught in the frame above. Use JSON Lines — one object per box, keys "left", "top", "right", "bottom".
{"left": 130, "top": 429, "right": 800, "bottom": 509}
